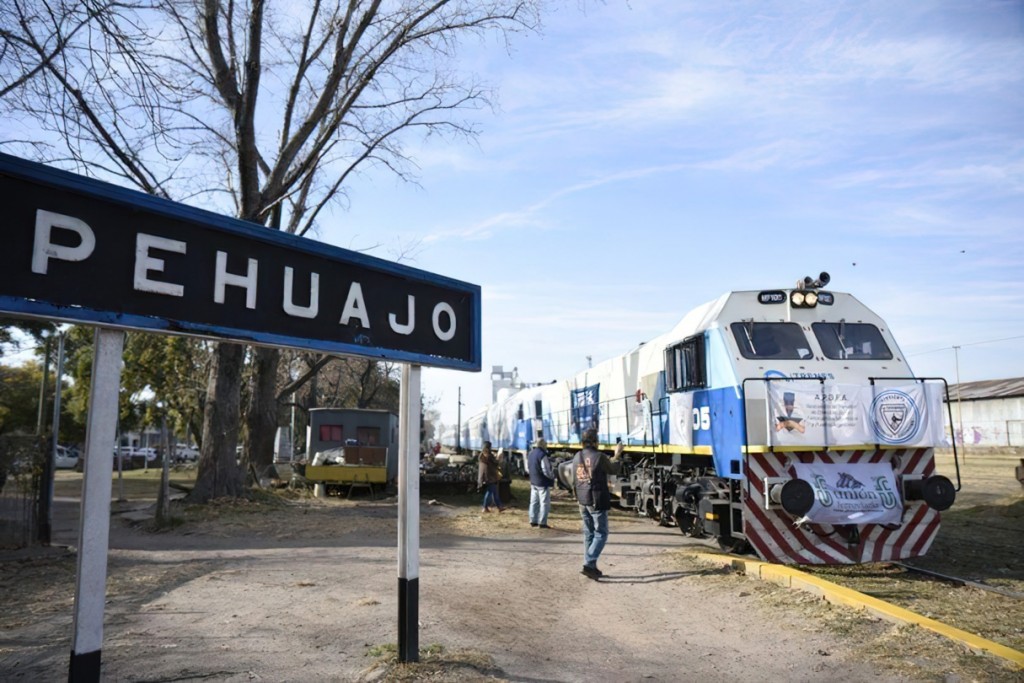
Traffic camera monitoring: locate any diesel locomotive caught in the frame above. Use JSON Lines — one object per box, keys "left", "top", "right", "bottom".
{"left": 455, "top": 273, "right": 960, "bottom": 565}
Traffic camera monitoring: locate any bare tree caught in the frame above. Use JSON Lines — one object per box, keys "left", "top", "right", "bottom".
{"left": 1, "top": 0, "right": 542, "bottom": 501}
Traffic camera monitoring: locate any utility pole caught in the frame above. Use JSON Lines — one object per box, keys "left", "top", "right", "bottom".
{"left": 456, "top": 387, "right": 462, "bottom": 453}
{"left": 36, "top": 331, "right": 52, "bottom": 436}
{"left": 40, "top": 328, "right": 66, "bottom": 545}
{"left": 953, "top": 345, "right": 965, "bottom": 458}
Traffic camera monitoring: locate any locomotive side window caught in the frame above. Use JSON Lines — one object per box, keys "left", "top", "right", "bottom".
{"left": 730, "top": 322, "right": 811, "bottom": 360}
{"left": 812, "top": 321, "right": 893, "bottom": 360}
{"left": 665, "top": 335, "right": 706, "bottom": 392}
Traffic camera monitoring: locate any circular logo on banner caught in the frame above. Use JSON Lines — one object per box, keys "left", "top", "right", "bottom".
{"left": 870, "top": 390, "right": 921, "bottom": 444}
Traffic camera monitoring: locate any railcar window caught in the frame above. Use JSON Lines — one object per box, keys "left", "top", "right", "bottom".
{"left": 730, "top": 322, "right": 812, "bottom": 360}
{"left": 665, "top": 335, "right": 706, "bottom": 392}
{"left": 812, "top": 321, "right": 893, "bottom": 360}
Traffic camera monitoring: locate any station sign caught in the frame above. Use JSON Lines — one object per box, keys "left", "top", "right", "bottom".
{"left": 0, "top": 153, "right": 481, "bottom": 370}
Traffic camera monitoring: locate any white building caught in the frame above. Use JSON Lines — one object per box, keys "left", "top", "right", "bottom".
{"left": 944, "top": 378, "right": 1024, "bottom": 448}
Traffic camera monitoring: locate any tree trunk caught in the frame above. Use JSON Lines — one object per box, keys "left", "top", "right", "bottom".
{"left": 245, "top": 346, "right": 280, "bottom": 476}
{"left": 188, "top": 342, "right": 245, "bottom": 502}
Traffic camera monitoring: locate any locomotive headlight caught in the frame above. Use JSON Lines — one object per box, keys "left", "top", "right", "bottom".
{"left": 790, "top": 290, "right": 818, "bottom": 308}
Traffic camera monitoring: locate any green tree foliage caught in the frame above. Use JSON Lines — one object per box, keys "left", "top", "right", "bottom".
{"left": 0, "top": 363, "right": 44, "bottom": 435}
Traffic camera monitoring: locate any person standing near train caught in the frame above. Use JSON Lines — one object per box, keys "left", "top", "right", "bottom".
{"left": 527, "top": 437, "right": 554, "bottom": 528}
{"left": 573, "top": 429, "right": 622, "bottom": 579}
{"left": 477, "top": 441, "right": 505, "bottom": 512}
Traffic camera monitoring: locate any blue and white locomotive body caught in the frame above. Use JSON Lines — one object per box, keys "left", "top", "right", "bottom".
{"left": 460, "top": 274, "right": 959, "bottom": 565}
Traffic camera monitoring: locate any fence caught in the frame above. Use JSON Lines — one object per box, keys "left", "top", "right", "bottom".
{"left": 0, "top": 434, "right": 45, "bottom": 548}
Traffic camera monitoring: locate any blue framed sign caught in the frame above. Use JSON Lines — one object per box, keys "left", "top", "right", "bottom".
{"left": 0, "top": 153, "right": 481, "bottom": 370}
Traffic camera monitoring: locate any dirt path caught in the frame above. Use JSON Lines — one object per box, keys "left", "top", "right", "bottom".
{"left": 2, "top": 494, "right": 915, "bottom": 682}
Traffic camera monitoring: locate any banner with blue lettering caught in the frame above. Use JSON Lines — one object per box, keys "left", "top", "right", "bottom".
{"left": 667, "top": 393, "right": 693, "bottom": 448}
{"left": 793, "top": 462, "right": 902, "bottom": 524}
{"left": 571, "top": 384, "right": 600, "bottom": 440}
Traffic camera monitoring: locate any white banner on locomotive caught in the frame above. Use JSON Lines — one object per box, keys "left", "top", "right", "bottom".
{"left": 792, "top": 462, "right": 902, "bottom": 525}
{"left": 768, "top": 382, "right": 944, "bottom": 448}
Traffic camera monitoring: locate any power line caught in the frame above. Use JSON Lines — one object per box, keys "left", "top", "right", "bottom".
{"left": 909, "top": 334, "right": 1024, "bottom": 357}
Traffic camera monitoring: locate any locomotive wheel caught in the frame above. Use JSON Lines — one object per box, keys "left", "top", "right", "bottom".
{"left": 717, "top": 536, "right": 751, "bottom": 555}
{"left": 673, "top": 510, "right": 697, "bottom": 536}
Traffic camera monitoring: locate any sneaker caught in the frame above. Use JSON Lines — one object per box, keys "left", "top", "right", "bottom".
{"left": 482, "top": 507, "right": 491, "bottom": 513}
{"left": 581, "top": 565, "right": 602, "bottom": 580}
{"left": 530, "top": 522, "right": 538, "bottom": 527}
{"left": 539, "top": 524, "right": 551, "bottom": 529}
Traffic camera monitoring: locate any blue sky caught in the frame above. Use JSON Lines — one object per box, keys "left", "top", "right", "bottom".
{"left": 3, "top": 1, "right": 1021, "bottom": 431}
{"left": 322, "top": 1, "right": 1024, "bottom": 426}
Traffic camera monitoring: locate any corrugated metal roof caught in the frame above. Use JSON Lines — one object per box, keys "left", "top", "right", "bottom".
{"left": 945, "top": 377, "right": 1024, "bottom": 401}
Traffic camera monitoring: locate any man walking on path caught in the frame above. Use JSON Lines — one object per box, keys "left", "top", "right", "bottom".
{"left": 527, "top": 438, "right": 554, "bottom": 528}
{"left": 572, "top": 429, "right": 622, "bottom": 579}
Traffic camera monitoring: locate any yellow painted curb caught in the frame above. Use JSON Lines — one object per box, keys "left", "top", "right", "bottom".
{"left": 694, "top": 552, "right": 1024, "bottom": 669}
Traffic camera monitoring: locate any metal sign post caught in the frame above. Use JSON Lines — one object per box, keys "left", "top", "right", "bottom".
{"left": 397, "top": 364, "right": 422, "bottom": 662}
{"left": 69, "top": 328, "right": 124, "bottom": 681}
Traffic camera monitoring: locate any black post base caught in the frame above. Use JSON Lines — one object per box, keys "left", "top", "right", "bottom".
{"left": 398, "top": 577, "right": 419, "bottom": 662}
{"left": 68, "top": 649, "right": 101, "bottom": 682}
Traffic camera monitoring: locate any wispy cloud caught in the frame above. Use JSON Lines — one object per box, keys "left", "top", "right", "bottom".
{"left": 422, "top": 162, "right": 692, "bottom": 242}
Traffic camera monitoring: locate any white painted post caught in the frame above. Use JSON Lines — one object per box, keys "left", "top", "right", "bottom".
{"left": 69, "top": 328, "right": 124, "bottom": 682}
{"left": 397, "top": 364, "right": 421, "bottom": 662}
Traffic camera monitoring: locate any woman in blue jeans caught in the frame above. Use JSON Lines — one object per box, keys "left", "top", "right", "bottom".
{"left": 477, "top": 442, "right": 504, "bottom": 512}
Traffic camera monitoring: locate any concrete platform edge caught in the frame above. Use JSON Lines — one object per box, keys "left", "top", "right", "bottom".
{"left": 693, "top": 552, "right": 1024, "bottom": 669}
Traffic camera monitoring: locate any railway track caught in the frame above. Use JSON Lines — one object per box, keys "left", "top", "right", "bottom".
{"left": 896, "top": 562, "right": 1024, "bottom": 600}
{"left": 695, "top": 551, "right": 1024, "bottom": 670}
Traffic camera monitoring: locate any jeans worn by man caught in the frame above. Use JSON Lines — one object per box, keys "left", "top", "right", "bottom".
{"left": 527, "top": 439, "right": 554, "bottom": 528}
{"left": 580, "top": 504, "right": 609, "bottom": 570}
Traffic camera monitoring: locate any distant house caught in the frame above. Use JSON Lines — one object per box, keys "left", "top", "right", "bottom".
{"left": 944, "top": 378, "right": 1024, "bottom": 448}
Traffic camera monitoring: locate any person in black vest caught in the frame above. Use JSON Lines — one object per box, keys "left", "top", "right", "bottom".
{"left": 527, "top": 437, "right": 554, "bottom": 528}
{"left": 573, "top": 428, "right": 622, "bottom": 579}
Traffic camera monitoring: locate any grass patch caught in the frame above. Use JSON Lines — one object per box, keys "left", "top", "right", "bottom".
{"left": 362, "top": 642, "right": 503, "bottom": 682}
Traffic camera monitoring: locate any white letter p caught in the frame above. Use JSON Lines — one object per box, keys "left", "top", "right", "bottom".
{"left": 32, "top": 210, "right": 96, "bottom": 274}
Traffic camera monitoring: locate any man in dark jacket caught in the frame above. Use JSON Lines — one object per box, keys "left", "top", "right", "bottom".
{"left": 573, "top": 429, "right": 622, "bottom": 579}
{"left": 527, "top": 438, "right": 554, "bottom": 528}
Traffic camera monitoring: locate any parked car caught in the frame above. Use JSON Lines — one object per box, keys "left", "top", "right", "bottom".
{"left": 75, "top": 447, "right": 136, "bottom": 472}
{"left": 174, "top": 445, "right": 199, "bottom": 462}
{"left": 54, "top": 445, "right": 79, "bottom": 469}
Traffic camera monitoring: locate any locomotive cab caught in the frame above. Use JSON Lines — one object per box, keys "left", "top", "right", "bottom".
{"left": 664, "top": 274, "right": 959, "bottom": 562}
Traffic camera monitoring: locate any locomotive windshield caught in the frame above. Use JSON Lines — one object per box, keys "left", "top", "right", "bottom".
{"left": 811, "top": 321, "right": 893, "bottom": 360}
{"left": 730, "top": 322, "right": 812, "bottom": 360}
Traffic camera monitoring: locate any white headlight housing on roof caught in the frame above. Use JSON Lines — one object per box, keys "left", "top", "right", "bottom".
{"left": 790, "top": 290, "right": 818, "bottom": 308}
